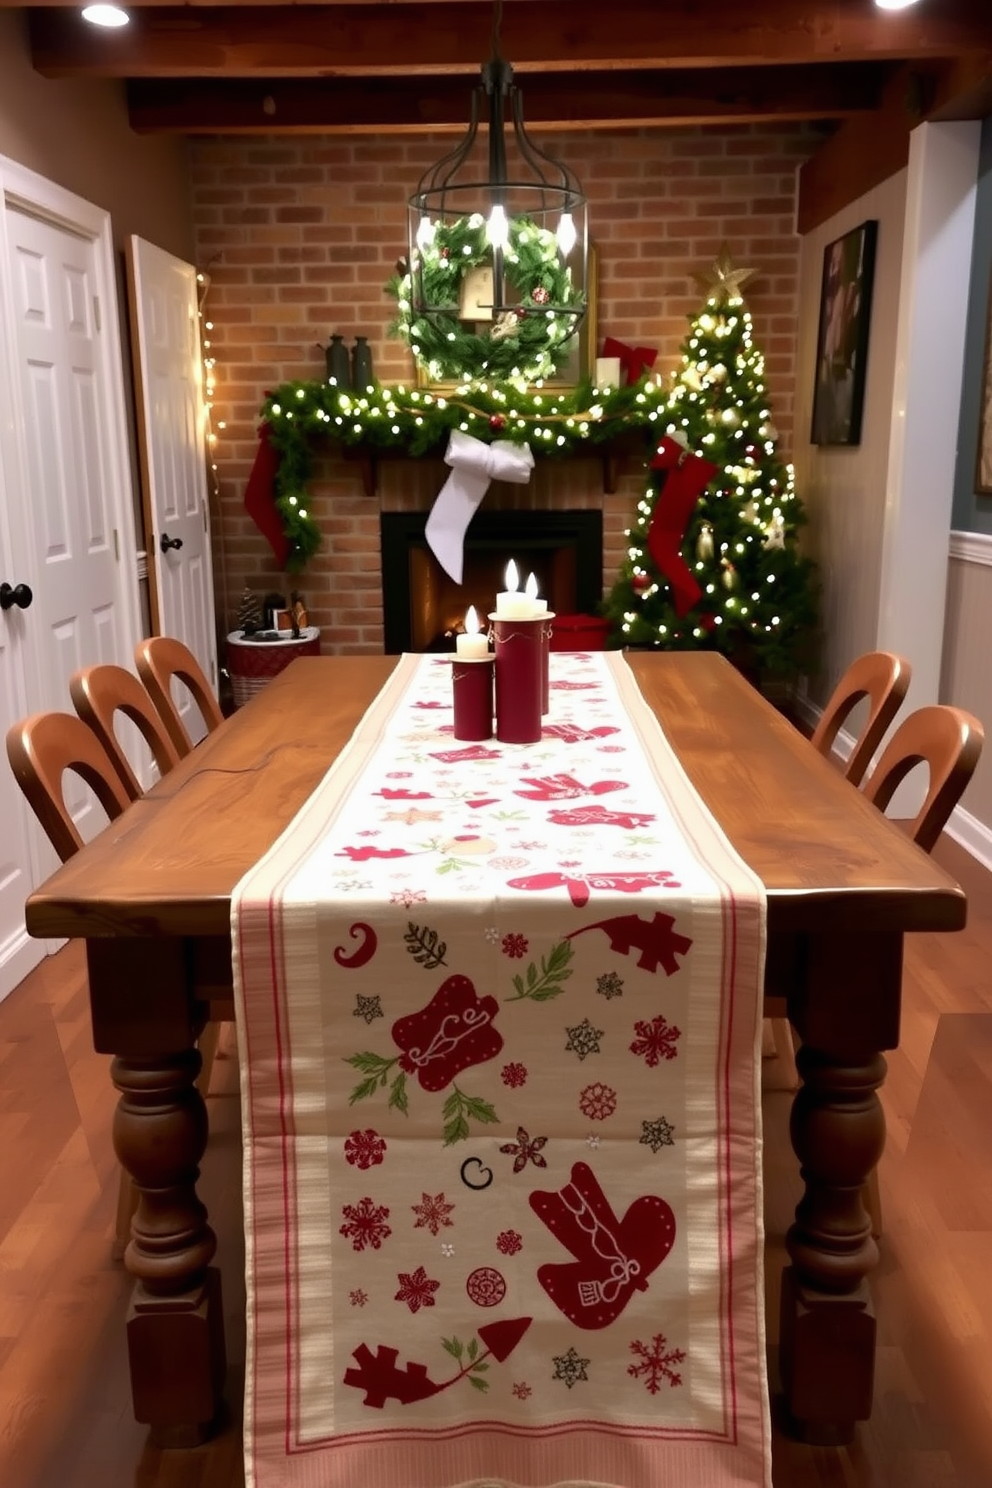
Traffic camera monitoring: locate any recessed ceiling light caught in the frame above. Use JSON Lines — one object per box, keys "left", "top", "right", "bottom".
{"left": 81, "top": 4, "right": 130, "bottom": 26}
{"left": 874, "top": 0, "right": 922, "bottom": 10}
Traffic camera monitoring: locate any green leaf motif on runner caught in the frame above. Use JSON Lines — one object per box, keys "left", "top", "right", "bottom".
{"left": 467, "top": 1339, "right": 478, "bottom": 1361}
{"left": 468, "top": 1374, "right": 490, "bottom": 1393}
{"left": 506, "top": 939, "right": 574, "bottom": 1003}
{"left": 442, "top": 1085, "right": 500, "bottom": 1147}
{"left": 441, "top": 1336, "right": 464, "bottom": 1361}
{"left": 436, "top": 858, "right": 465, "bottom": 875}
{"left": 404, "top": 921, "right": 448, "bottom": 970}
{"left": 346, "top": 1051, "right": 399, "bottom": 1106}
{"left": 388, "top": 1072, "right": 409, "bottom": 1114}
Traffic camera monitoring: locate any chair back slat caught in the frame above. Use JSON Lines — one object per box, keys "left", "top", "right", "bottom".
{"left": 134, "top": 637, "right": 224, "bottom": 758}
{"left": 863, "top": 704, "right": 984, "bottom": 854}
{"left": 6, "top": 711, "right": 131, "bottom": 863}
{"left": 810, "top": 651, "right": 912, "bottom": 787}
{"left": 70, "top": 663, "right": 181, "bottom": 799}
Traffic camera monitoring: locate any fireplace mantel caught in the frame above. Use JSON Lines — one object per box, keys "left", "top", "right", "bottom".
{"left": 342, "top": 429, "right": 648, "bottom": 497}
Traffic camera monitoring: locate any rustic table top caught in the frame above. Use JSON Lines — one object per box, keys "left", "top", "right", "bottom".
{"left": 25, "top": 652, "right": 966, "bottom": 942}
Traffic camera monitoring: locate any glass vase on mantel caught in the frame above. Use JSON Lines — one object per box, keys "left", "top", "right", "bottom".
{"left": 326, "top": 334, "right": 351, "bottom": 388}
{"left": 352, "top": 336, "right": 374, "bottom": 390}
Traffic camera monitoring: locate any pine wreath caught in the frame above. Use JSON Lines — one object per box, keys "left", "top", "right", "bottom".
{"left": 388, "top": 214, "right": 585, "bottom": 383}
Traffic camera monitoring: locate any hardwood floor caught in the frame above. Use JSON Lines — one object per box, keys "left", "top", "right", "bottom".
{"left": 1, "top": 834, "right": 991, "bottom": 1486}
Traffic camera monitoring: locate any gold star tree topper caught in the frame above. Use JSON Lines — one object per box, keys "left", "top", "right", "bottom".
{"left": 693, "top": 246, "right": 758, "bottom": 305}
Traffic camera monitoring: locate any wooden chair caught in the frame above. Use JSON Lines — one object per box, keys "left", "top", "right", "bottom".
{"left": 774, "top": 702, "right": 984, "bottom": 1236}
{"left": 6, "top": 707, "right": 224, "bottom": 1257}
{"left": 5, "top": 711, "right": 131, "bottom": 863}
{"left": 810, "top": 650, "right": 913, "bottom": 787}
{"left": 767, "top": 650, "right": 914, "bottom": 1085}
{"left": 69, "top": 663, "right": 181, "bottom": 800}
{"left": 860, "top": 702, "right": 984, "bottom": 1235}
{"left": 863, "top": 704, "right": 985, "bottom": 855}
{"left": 134, "top": 636, "right": 224, "bottom": 758}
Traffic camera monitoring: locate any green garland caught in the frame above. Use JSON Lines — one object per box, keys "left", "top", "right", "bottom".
{"left": 262, "top": 376, "right": 668, "bottom": 571}
{"left": 387, "top": 214, "right": 585, "bottom": 383}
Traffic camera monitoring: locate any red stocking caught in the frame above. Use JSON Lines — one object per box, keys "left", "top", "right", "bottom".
{"left": 646, "top": 437, "right": 718, "bottom": 618}
{"left": 243, "top": 423, "right": 290, "bottom": 568}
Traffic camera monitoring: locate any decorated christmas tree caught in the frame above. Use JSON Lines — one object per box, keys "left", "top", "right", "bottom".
{"left": 603, "top": 252, "right": 817, "bottom": 677}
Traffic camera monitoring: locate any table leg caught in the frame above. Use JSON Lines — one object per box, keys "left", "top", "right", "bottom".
{"left": 779, "top": 930, "right": 902, "bottom": 1444}
{"left": 87, "top": 939, "right": 227, "bottom": 1446}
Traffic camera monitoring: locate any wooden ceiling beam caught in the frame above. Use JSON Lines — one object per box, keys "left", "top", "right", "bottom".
{"left": 126, "top": 63, "right": 885, "bottom": 133}
{"left": 798, "top": 52, "right": 992, "bottom": 232}
{"left": 28, "top": 0, "right": 992, "bottom": 80}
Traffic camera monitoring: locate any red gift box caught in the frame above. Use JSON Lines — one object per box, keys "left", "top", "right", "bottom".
{"left": 548, "top": 614, "right": 612, "bottom": 652}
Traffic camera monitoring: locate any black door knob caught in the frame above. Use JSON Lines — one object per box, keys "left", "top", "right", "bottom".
{"left": 0, "top": 581, "right": 33, "bottom": 612}
{"left": 159, "top": 533, "right": 184, "bottom": 553}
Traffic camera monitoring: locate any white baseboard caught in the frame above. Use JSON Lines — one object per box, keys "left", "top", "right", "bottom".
{"left": 790, "top": 685, "right": 992, "bottom": 869}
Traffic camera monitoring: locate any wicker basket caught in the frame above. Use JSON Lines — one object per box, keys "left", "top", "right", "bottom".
{"left": 226, "top": 627, "right": 321, "bottom": 708}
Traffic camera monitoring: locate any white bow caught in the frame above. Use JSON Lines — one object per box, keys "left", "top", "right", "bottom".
{"left": 425, "top": 429, "right": 535, "bottom": 583}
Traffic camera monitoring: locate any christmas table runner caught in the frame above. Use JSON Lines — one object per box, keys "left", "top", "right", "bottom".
{"left": 232, "top": 651, "right": 769, "bottom": 1488}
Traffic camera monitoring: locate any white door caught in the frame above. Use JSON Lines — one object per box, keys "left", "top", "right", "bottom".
{"left": 0, "top": 454, "right": 46, "bottom": 993}
{"left": 0, "top": 157, "right": 142, "bottom": 1002}
{"left": 6, "top": 208, "right": 130, "bottom": 700}
{"left": 126, "top": 236, "right": 218, "bottom": 747}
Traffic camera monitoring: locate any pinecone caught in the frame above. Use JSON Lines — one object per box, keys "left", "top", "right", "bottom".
{"left": 238, "top": 586, "right": 262, "bottom": 636}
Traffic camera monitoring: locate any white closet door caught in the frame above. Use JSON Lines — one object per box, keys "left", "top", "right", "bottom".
{"left": 127, "top": 236, "right": 218, "bottom": 747}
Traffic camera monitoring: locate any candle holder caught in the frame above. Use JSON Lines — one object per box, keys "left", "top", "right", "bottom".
{"left": 540, "top": 611, "right": 555, "bottom": 715}
{"left": 490, "top": 613, "right": 543, "bottom": 744}
{"left": 450, "top": 655, "right": 495, "bottom": 741}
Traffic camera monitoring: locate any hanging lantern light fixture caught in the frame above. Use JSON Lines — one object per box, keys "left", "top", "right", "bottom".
{"left": 402, "top": 0, "right": 589, "bottom": 385}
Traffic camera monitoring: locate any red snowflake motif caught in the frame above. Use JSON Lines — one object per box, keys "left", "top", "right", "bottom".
{"left": 339, "top": 1197, "right": 392, "bottom": 1252}
{"left": 579, "top": 1082, "right": 618, "bottom": 1121}
{"left": 501, "top": 1062, "right": 528, "bottom": 1089}
{"left": 502, "top": 933, "right": 529, "bottom": 959}
{"left": 394, "top": 1265, "right": 440, "bottom": 1314}
{"left": 344, "top": 1129, "right": 387, "bottom": 1170}
{"left": 630, "top": 1014, "right": 682, "bottom": 1067}
{"left": 500, "top": 1126, "right": 548, "bottom": 1173}
{"left": 496, "top": 1229, "right": 523, "bottom": 1256}
{"left": 392, "top": 974, "right": 502, "bottom": 1090}
{"left": 349, "top": 1289, "right": 369, "bottom": 1307}
{"left": 466, "top": 1266, "right": 506, "bottom": 1307}
{"left": 512, "top": 1381, "right": 532, "bottom": 1400}
{"left": 390, "top": 888, "right": 427, "bottom": 908}
{"left": 411, "top": 1191, "right": 455, "bottom": 1236}
{"left": 628, "top": 1332, "right": 686, "bottom": 1392}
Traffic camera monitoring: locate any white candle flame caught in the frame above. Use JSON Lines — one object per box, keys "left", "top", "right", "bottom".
{"left": 504, "top": 559, "right": 519, "bottom": 592}
{"left": 525, "top": 572, "right": 539, "bottom": 601}
{"left": 464, "top": 605, "right": 480, "bottom": 635}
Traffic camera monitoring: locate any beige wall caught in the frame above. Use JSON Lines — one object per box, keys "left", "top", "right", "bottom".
{"left": 792, "top": 169, "right": 908, "bottom": 710}
{"left": 0, "top": 10, "right": 192, "bottom": 259}
{"left": 942, "top": 543, "right": 992, "bottom": 843}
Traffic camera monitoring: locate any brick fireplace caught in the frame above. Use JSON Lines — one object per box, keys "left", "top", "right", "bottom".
{"left": 380, "top": 507, "right": 604, "bottom": 652}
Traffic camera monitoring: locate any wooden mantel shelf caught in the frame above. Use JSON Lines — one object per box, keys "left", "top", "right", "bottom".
{"left": 340, "top": 429, "right": 649, "bottom": 498}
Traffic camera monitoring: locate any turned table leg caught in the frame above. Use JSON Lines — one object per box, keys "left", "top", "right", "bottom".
{"left": 779, "top": 930, "right": 902, "bottom": 1444}
{"left": 87, "top": 938, "right": 227, "bottom": 1446}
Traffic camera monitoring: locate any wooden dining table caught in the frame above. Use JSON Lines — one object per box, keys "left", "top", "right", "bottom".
{"left": 24, "top": 652, "right": 967, "bottom": 1450}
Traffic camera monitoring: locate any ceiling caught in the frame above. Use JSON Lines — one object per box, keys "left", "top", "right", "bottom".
{"left": 7, "top": 0, "right": 992, "bottom": 137}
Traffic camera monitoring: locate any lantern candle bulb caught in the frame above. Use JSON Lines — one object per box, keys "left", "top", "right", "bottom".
{"left": 455, "top": 605, "right": 490, "bottom": 659}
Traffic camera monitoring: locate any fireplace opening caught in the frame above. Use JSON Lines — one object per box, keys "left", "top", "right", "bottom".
{"left": 380, "top": 509, "right": 603, "bottom": 653}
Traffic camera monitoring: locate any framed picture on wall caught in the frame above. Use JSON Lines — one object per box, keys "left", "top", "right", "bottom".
{"left": 810, "top": 220, "right": 878, "bottom": 447}
{"left": 975, "top": 265, "right": 992, "bottom": 494}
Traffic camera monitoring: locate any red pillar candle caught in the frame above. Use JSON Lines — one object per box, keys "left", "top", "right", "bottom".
{"left": 491, "top": 614, "right": 543, "bottom": 744}
{"left": 451, "top": 656, "right": 495, "bottom": 741}
{"left": 541, "top": 612, "right": 555, "bottom": 715}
